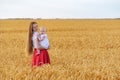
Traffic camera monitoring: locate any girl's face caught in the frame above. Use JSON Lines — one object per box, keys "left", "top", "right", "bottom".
{"left": 32, "top": 23, "right": 38, "bottom": 32}
{"left": 40, "top": 28, "right": 46, "bottom": 34}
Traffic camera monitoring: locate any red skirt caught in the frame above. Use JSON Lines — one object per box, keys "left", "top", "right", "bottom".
{"left": 32, "top": 48, "right": 50, "bottom": 67}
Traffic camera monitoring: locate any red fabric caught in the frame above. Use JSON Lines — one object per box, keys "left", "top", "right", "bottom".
{"left": 32, "top": 49, "right": 50, "bottom": 67}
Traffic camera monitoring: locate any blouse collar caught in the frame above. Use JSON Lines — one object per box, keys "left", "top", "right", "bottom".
{"left": 33, "top": 31, "right": 38, "bottom": 34}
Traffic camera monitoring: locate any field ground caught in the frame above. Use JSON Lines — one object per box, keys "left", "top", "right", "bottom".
{"left": 0, "top": 19, "right": 120, "bottom": 80}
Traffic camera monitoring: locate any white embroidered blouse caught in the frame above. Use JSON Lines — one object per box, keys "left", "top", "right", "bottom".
{"left": 32, "top": 31, "right": 39, "bottom": 48}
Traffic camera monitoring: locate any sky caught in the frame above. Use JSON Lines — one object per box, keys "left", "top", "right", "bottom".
{"left": 0, "top": 0, "right": 120, "bottom": 19}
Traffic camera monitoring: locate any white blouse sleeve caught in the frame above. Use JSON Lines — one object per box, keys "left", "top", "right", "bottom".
{"left": 32, "top": 32, "right": 39, "bottom": 48}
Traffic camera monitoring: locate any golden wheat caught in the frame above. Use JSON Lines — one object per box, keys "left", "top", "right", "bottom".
{"left": 0, "top": 19, "right": 120, "bottom": 80}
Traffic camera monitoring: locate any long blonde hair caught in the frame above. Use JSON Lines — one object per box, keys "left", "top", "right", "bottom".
{"left": 27, "top": 22, "right": 37, "bottom": 55}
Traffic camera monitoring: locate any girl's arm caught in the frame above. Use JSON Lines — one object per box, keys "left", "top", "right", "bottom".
{"left": 37, "top": 34, "right": 45, "bottom": 41}
{"left": 35, "top": 38, "right": 46, "bottom": 50}
{"left": 40, "top": 35, "right": 45, "bottom": 41}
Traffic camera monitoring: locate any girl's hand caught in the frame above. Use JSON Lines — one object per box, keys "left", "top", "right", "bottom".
{"left": 40, "top": 36, "right": 45, "bottom": 41}
{"left": 36, "top": 50, "right": 40, "bottom": 55}
{"left": 36, "top": 53, "right": 40, "bottom": 56}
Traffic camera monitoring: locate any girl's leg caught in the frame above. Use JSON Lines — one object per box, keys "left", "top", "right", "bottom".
{"left": 38, "top": 45, "right": 46, "bottom": 50}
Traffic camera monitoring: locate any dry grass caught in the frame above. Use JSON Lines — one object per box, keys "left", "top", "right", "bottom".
{"left": 0, "top": 19, "right": 120, "bottom": 80}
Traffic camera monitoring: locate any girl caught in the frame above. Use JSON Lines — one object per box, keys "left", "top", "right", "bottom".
{"left": 27, "top": 22, "right": 50, "bottom": 67}
{"left": 36, "top": 27, "right": 50, "bottom": 55}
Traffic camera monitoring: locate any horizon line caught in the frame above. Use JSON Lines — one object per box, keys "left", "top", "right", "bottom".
{"left": 0, "top": 17, "right": 120, "bottom": 20}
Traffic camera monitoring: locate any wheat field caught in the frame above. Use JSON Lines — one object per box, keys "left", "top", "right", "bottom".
{"left": 0, "top": 19, "right": 120, "bottom": 80}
